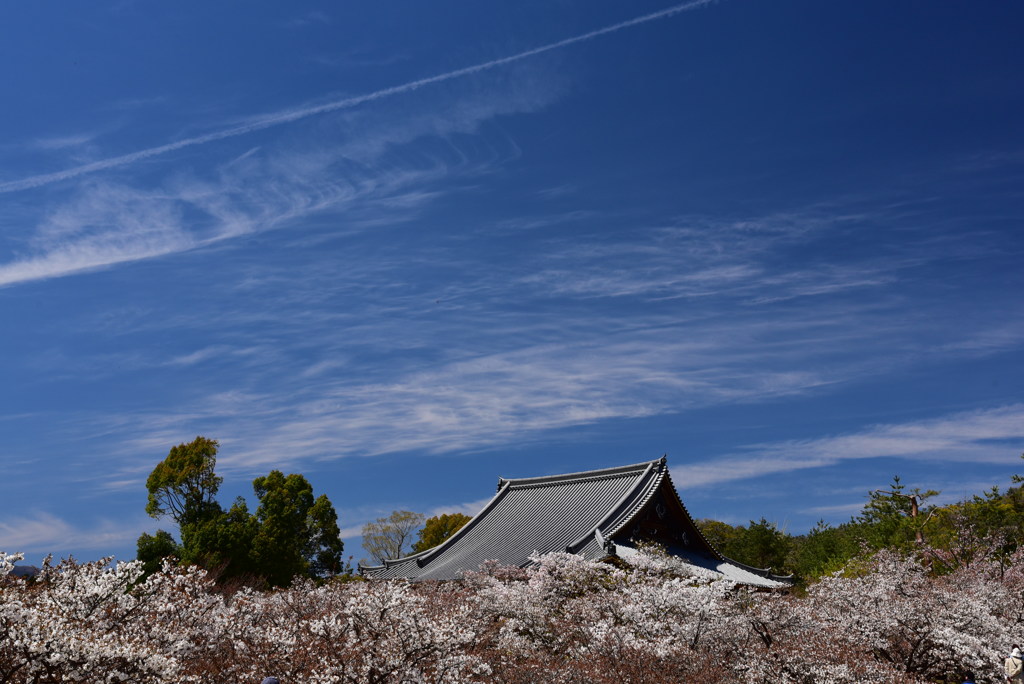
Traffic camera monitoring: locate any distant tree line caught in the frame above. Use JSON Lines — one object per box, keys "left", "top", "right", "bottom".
{"left": 697, "top": 462, "right": 1024, "bottom": 584}
{"left": 139, "top": 438, "right": 1024, "bottom": 591}
{"left": 358, "top": 464, "right": 1024, "bottom": 585}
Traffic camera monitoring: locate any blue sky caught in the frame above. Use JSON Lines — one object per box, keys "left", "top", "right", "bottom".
{"left": 2, "top": 1, "right": 1023, "bottom": 565}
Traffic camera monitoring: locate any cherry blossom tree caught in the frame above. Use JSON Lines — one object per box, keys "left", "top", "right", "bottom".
{"left": 0, "top": 542, "right": 1021, "bottom": 683}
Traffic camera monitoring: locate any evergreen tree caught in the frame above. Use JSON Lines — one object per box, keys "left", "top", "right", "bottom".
{"left": 856, "top": 476, "right": 938, "bottom": 551}
{"left": 135, "top": 529, "right": 181, "bottom": 577}
{"left": 412, "top": 513, "right": 471, "bottom": 553}
{"left": 144, "top": 436, "right": 223, "bottom": 526}
{"left": 250, "top": 470, "right": 343, "bottom": 586}
{"left": 137, "top": 438, "right": 343, "bottom": 587}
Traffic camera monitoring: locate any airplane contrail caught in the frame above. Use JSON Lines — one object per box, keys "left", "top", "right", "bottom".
{"left": 0, "top": 0, "right": 714, "bottom": 194}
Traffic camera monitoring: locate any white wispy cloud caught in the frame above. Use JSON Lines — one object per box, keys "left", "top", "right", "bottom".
{"left": 0, "top": 216, "right": 194, "bottom": 286}
{"left": 0, "top": 511, "right": 154, "bottom": 558}
{"left": 336, "top": 524, "right": 369, "bottom": 541}
{"left": 165, "top": 346, "right": 262, "bottom": 367}
{"left": 0, "top": 65, "right": 551, "bottom": 288}
{"left": 18, "top": 174, "right": 1020, "bottom": 488}
{"left": 673, "top": 404, "right": 1024, "bottom": 488}
{"left": 80, "top": 324, "right": 844, "bottom": 479}
{"left": 31, "top": 133, "right": 98, "bottom": 151}
{"left": 799, "top": 501, "right": 866, "bottom": 517}
{"left": 517, "top": 210, "right": 912, "bottom": 304}
{"left": 0, "top": 0, "right": 714, "bottom": 195}
{"left": 37, "top": 192, "right": 1008, "bottom": 482}
{"left": 935, "top": 321, "right": 1024, "bottom": 355}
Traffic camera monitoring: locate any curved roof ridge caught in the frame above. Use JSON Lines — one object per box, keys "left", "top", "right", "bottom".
{"left": 601, "top": 466, "right": 668, "bottom": 540}
{"left": 565, "top": 460, "right": 661, "bottom": 552}
{"left": 498, "top": 456, "right": 664, "bottom": 489}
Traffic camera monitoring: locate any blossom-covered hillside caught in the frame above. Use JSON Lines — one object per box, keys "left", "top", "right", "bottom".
{"left": 1, "top": 546, "right": 1020, "bottom": 683}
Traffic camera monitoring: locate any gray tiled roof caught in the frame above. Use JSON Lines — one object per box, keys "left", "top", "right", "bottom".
{"left": 360, "top": 457, "right": 790, "bottom": 588}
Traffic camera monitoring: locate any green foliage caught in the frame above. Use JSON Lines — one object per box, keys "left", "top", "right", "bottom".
{"left": 145, "top": 436, "right": 223, "bottom": 526}
{"left": 305, "top": 493, "right": 346, "bottom": 577}
{"left": 855, "top": 476, "right": 938, "bottom": 552}
{"left": 785, "top": 476, "right": 938, "bottom": 581}
{"left": 362, "top": 510, "right": 425, "bottom": 564}
{"left": 733, "top": 518, "right": 791, "bottom": 572}
{"left": 787, "top": 520, "right": 861, "bottom": 579}
{"left": 412, "top": 512, "right": 471, "bottom": 553}
{"left": 250, "top": 471, "right": 344, "bottom": 586}
{"left": 697, "top": 465, "right": 1024, "bottom": 584}
{"left": 138, "top": 439, "right": 343, "bottom": 587}
{"left": 135, "top": 529, "right": 181, "bottom": 577}
{"left": 179, "top": 497, "right": 259, "bottom": 581}
{"left": 694, "top": 518, "right": 742, "bottom": 555}
{"left": 924, "top": 479, "right": 1024, "bottom": 574}
{"left": 697, "top": 518, "right": 790, "bottom": 574}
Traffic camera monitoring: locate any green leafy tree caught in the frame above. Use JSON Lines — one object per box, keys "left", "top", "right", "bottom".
{"left": 730, "top": 518, "right": 791, "bottom": 573}
{"left": 145, "top": 436, "right": 224, "bottom": 526}
{"left": 788, "top": 520, "right": 860, "bottom": 580}
{"left": 856, "top": 476, "right": 938, "bottom": 551}
{"left": 139, "top": 436, "right": 227, "bottom": 577}
{"left": 304, "top": 492, "right": 346, "bottom": 577}
{"left": 138, "top": 438, "right": 343, "bottom": 587}
{"left": 698, "top": 518, "right": 793, "bottom": 575}
{"left": 412, "top": 513, "right": 471, "bottom": 553}
{"left": 135, "top": 529, "right": 181, "bottom": 577}
{"left": 362, "top": 510, "right": 425, "bottom": 564}
{"left": 249, "top": 470, "right": 344, "bottom": 586}
{"left": 695, "top": 518, "right": 743, "bottom": 557}
{"left": 925, "top": 476, "right": 1024, "bottom": 575}
{"left": 179, "top": 497, "right": 259, "bottom": 581}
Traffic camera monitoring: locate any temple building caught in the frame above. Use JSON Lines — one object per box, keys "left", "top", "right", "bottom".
{"left": 360, "top": 456, "right": 791, "bottom": 589}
